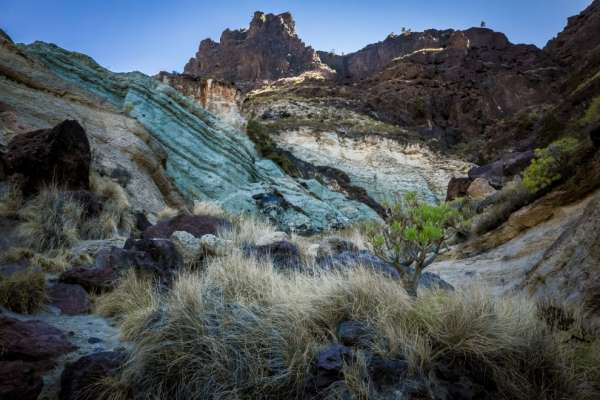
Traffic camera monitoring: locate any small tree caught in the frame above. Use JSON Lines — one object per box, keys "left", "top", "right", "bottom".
{"left": 367, "top": 193, "right": 462, "bottom": 297}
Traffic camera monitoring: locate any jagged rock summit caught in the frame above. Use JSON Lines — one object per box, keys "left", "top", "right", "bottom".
{"left": 184, "top": 11, "right": 327, "bottom": 90}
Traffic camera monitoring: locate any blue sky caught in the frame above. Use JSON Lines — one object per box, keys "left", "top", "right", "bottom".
{"left": 3, "top": 0, "right": 592, "bottom": 75}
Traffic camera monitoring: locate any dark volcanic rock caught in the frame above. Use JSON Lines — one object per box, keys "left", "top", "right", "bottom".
{"left": 0, "top": 316, "right": 77, "bottom": 363}
{"left": 60, "top": 351, "right": 127, "bottom": 400}
{"left": 336, "top": 320, "right": 373, "bottom": 348}
{"left": 62, "top": 239, "right": 184, "bottom": 291}
{"left": 246, "top": 240, "right": 302, "bottom": 270}
{"left": 0, "top": 360, "right": 43, "bottom": 400}
{"left": 317, "top": 250, "right": 453, "bottom": 291}
{"left": 60, "top": 265, "right": 119, "bottom": 293}
{"left": 143, "top": 214, "right": 232, "bottom": 240}
{"left": 123, "top": 238, "right": 184, "bottom": 282}
{"left": 184, "top": 11, "right": 324, "bottom": 91}
{"left": 367, "top": 354, "right": 409, "bottom": 387}
{"left": 446, "top": 176, "right": 473, "bottom": 201}
{"left": 2, "top": 120, "right": 91, "bottom": 196}
{"left": 66, "top": 190, "right": 104, "bottom": 218}
{"left": 469, "top": 150, "right": 534, "bottom": 188}
{"left": 314, "top": 344, "right": 353, "bottom": 389}
{"left": 47, "top": 283, "right": 92, "bottom": 315}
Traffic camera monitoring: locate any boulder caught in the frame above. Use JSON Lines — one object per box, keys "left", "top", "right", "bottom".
{"left": 123, "top": 238, "right": 184, "bottom": 282}
{"left": 47, "top": 283, "right": 91, "bottom": 315}
{"left": 316, "top": 237, "right": 359, "bottom": 258}
{"left": 446, "top": 176, "right": 473, "bottom": 201}
{"left": 467, "top": 177, "right": 497, "bottom": 200}
{"left": 2, "top": 120, "right": 91, "bottom": 196}
{"left": 367, "top": 354, "right": 409, "bottom": 387}
{"left": 60, "top": 351, "right": 127, "bottom": 400}
{"left": 60, "top": 265, "right": 119, "bottom": 293}
{"left": 0, "top": 317, "right": 77, "bottom": 364}
{"left": 246, "top": 240, "right": 302, "bottom": 270}
{"left": 199, "top": 234, "right": 232, "bottom": 257}
{"left": 336, "top": 320, "right": 373, "bottom": 348}
{"left": 143, "top": 214, "right": 232, "bottom": 239}
{"left": 317, "top": 250, "right": 453, "bottom": 291}
{"left": 170, "top": 231, "right": 202, "bottom": 264}
{"left": 0, "top": 360, "right": 43, "bottom": 400}
{"left": 255, "top": 231, "right": 290, "bottom": 246}
{"left": 314, "top": 344, "right": 353, "bottom": 389}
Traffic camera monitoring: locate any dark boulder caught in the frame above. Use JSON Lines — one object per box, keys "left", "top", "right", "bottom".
{"left": 60, "top": 265, "right": 119, "bottom": 293}
{"left": 123, "top": 238, "right": 184, "bottom": 283}
{"left": 143, "top": 214, "right": 231, "bottom": 239}
{"left": 590, "top": 123, "right": 600, "bottom": 148}
{"left": 2, "top": 120, "right": 91, "bottom": 196}
{"left": 468, "top": 151, "right": 534, "bottom": 189}
{"left": 446, "top": 176, "right": 473, "bottom": 201}
{"left": 245, "top": 240, "right": 302, "bottom": 270}
{"left": 317, "top": 250, "right": 453, "bottom": 291}
{"left": 337, "top": 320, "right": 373, "bottom": 348}
{"left": 60, "top": 351, "right": 127, "bottom": 400}
{"left": 0, "top": 361, "right": 43, "bottom": 400}
{"left": 62, "top": 239, "right": 184, "bottom": 292}
{"left": 134, "top": 211, "right": 152, "bottom": 233}
{"left": 0, "top": 316, "right": 77, "bottom": 364}
{"left": 314, "top": 344, "right": 353, "bottom": 389}
{"left": 47, "top": 283, "right": 92, "bottom": 315}
{"left": 317, "top": 237, "right": 359, "bottom": 258}
{"left": 367, "top": 354, "right": 409, "bottom": 387}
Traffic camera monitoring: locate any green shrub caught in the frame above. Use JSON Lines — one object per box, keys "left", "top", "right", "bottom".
{"left": 367, "top": 192, "right": 463, "bottom": 297}
{"left": 580, "top": 96, "right": 600, "bottom": 125}
{"left": 523, "top": 137, "right": 580, "bottom": 192}
{"left": 0, "top": 268, "right": 47, "bottom": 313}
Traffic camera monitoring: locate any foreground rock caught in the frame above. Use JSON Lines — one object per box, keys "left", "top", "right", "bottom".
{"left": 143, "top": 214, "right": 232, "bottom": 239}
{"left": 47, "top": 283, "right": 92, "bottom": 315}
{"left": 2, "top": 120, "right": 91, "bottom": 195}
{"left": 317, "top": 250, "right": 453, "bottom": 291}
{"left": 0, "top": 316, "right": 76, "bottom": 400}
{"left": 61, "top": 238, "right": 184, "bottom": 291}
{"left": 60, "top": 351, "right": 127, "bottom": 400}
{"left": 245, "top": 240, "right": 302, "bottom": 270}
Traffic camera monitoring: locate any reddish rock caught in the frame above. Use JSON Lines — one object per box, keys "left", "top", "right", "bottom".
{"left": 47, "top": 283, "right": 92, "bottom": 315}
{"left": 60, "top": 351, "right": 127, "bottom": 400}
{"left": 0, "top": 360, "right": 43, "bottom": 400}
{"left": 184, "top": 11, "right": 325, "bottom": 91}
{"left": 2, "top": 120, "right": 91, "bottom": 196}
{"left": 60, "top": 265, "right": 119, "bottom": 293}
{"left": 446, "top": 177, "right": 473, "bottom": 201}
{"left": 143, "top": 214, "right": 231, "bottom": 240}
{"left": 0, "top": 316, "right": 77, "bottom": 363}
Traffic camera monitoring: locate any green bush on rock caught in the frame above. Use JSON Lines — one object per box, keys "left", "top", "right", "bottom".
{"left": 523, "top": 137, "right": 580, "bottom": 192}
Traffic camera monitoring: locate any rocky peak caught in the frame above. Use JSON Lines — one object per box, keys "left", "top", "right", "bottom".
{"left": 184, "top": 11, "right": 324, "bottom": 91}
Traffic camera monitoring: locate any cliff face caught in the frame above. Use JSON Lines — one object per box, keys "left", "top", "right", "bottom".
{"left": 184, "top": 11, "right": 326, "bottom": 91}
{"left": 318, "top": 29, "right": 455, "bottom": 81}
{"left": 156, "top": 72, "right": 246, "bottom": 129}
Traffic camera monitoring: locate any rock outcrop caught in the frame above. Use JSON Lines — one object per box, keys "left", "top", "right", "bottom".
{"left": 184, "top": 11, "right": 327, "bottom": 91}
{"left": 156, "top": 72, "right": 246, "bottom": 129}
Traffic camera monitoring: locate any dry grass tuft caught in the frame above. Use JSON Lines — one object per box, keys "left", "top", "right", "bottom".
{"left": 156, "top": 206, "right": 179, "bottom": 221}
{"left": 0, "top": 182, "right": 23, "bottom": 218}
{"left": 94, "top": 270, "right": 160, "bottom": 340}
{"left": 219, "top": 213, "right": 279, "bottom": 246}
{"left": 192, "top": 200, "right": 226, "bottom": 218}
{"left": 80, "top": 174, "right": 134, "bottom": 239}
{"left": 0, "top": 268, "right": 47, "bottom": 313}
{"left": 17, "top": 186, "right": 83, "bottom": 252}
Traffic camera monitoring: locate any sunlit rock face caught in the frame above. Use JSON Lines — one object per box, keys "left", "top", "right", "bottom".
{"left": 156, "top": 72, "right": 246, "bottom": 130}
{"left": 15, "top": 41, "right": 379, "bottom": 233}
{"left": 273, "top": 128, "right": 470, "bottom": 203}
